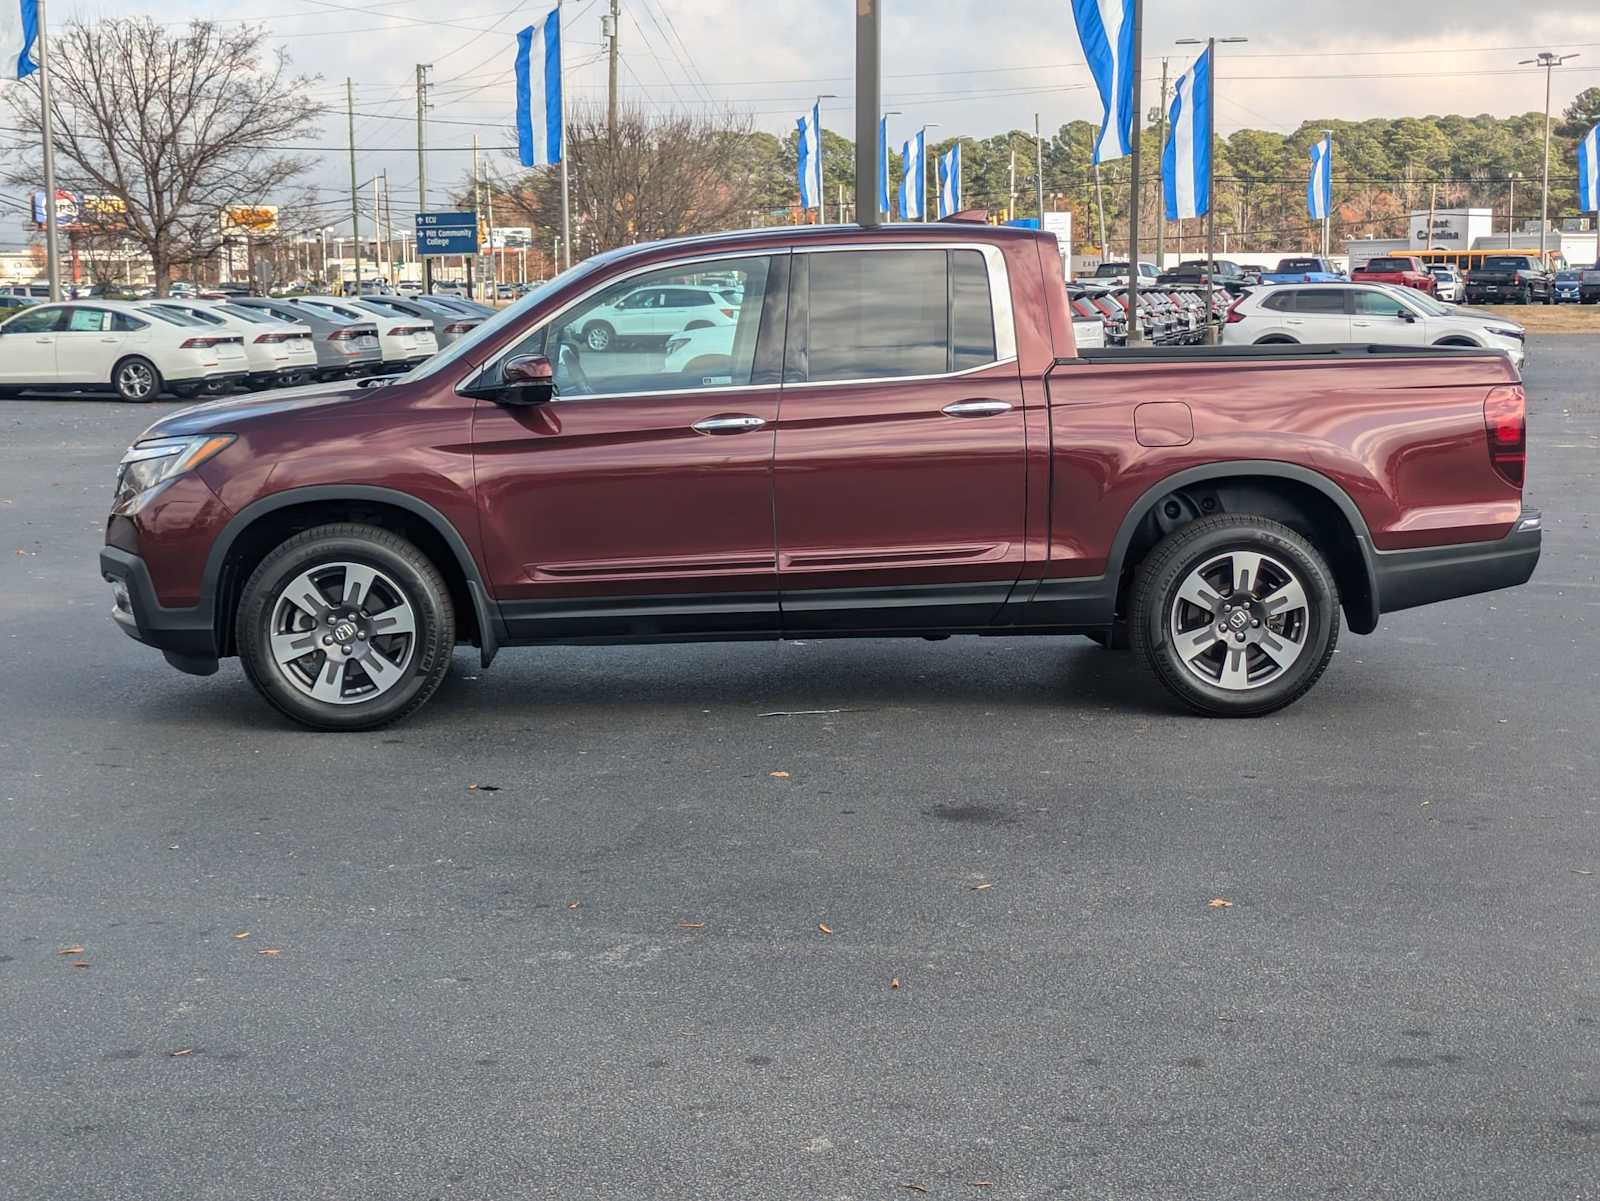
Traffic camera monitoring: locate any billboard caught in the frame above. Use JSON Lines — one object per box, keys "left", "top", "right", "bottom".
{"left": 31, "top": 191, "right": 129, "bottom": 231}
{"left": 221, "top": 205, "right": 280, "bottom": 235}
{"left": 490, "top": 226, "right": 533, "bottom": 250}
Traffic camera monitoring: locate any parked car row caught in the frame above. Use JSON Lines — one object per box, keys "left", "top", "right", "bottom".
{"left": 0, "top": 292, "right": 494, "bottom": 402}
{"left": 1220, "top": 281, "right": 1527, "bottom": 370}
{"left": 1067, "top": 285, "right": 1231, "bottom": 347}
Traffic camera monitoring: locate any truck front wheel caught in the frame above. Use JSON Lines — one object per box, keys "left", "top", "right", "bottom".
{"left": 1130, "top": 515, "right": 1340, "bottom": 717}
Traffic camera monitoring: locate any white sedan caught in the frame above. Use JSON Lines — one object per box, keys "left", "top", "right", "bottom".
{"left": 579, "top": 283, "right": 737, "bottom": 351}
{"left": 291, "top": 296, "right": 438, "bottom": 370}
{"left": 1222, "top": 282, "right": 1526, "bottom": 371}
{"left": 139, "top": 300, "right": 317, "bottom": 390}
{"left": 0, "top": 299, "right": 249, "bottom": 402}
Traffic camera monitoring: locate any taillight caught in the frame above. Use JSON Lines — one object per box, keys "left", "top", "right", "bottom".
{"left": 1484, "top": 385, "right": 1526, "bottom": 488}
{"left": 1224, "top": 296, "right": 1248, "bottom": 323}
{"left": 255, "top": 332, "right": 293, "bottom": 344}
{"left": 328, "top": 328, "right": 360, "bottom": 341}
{"left": 443, "top": 322, "right": 473, "bottom": 334}
{"left": 719, "top": 307, "right": 735, "bottom": 319}
{"left": 390, "top": 324, "right": 430, "bottom": 337}
{"left": 180, "top": 337, "right": 222, "bottom": 349}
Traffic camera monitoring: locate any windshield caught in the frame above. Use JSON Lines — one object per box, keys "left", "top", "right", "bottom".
{"left": 1093, "top": 263, "right": 1128, "bottom": 276}
{"left": 297, "top": 299, "right": 364, "bottom": 323}
{"left": 396, "top": 257, "right": 611, "bottom": 386}
{"left": 142, "top": 307, "right": 206, "bottom": 326}
{"left": 1557, "top": 270, "right": 1581, "bottom": 281}
{"left": 1400, "top": 290, "right": 1455, "bottom": 318}
{"left": 1364, "top": 258, "right": 1413, "bottom": 272}
{"left": 1481, "top": 256, "right": 1533, "bottom": 271}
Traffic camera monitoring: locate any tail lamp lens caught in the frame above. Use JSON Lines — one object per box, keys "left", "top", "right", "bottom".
{"left": 1484, "top": 385, "right": 1526, "bottom": 488}
{"left": 1225, "top": 297, "right": 1248, "bottom": 323}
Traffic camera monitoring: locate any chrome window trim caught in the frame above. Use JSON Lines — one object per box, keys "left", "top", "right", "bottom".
{"left": 461, "top": 238, "right": 1018, "bottom": 399}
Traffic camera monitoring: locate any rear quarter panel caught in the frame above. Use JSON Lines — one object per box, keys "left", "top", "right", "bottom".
{"left": 1044, "top": 352, "right": 1523, "bottom": 577}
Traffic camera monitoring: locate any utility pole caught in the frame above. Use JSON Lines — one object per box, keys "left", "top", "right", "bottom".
{"left": 372, "top": 175, "right": 385, "bottom": 285}
{"left": 1093, "top": 164, "right": 1108, "bottom": 255}
{"left": 605, "top": 0, "right": 620, "bottom": 142}
{"left": 471, "top": 133, "right": 481, "bottom": 300}
{"left": 416, "top": 64, "right": 433, "bottom": 293}
{"left": 854, "top": 0, "right": 881, "bottom": 228}
{"left": 1154, "top": 58, "right": 1169, "bottom": 272}
{"left": 1034, "top": 113, "right": 1045, "bottom": 223}
{"left": 1125, "top": 0, "right": 1145, "bottom": 341}
{"left": 1519, "top": 51, "right": 1579, "bottom": 263}
{"left": 1427, "top": 182, "right": 1437, "bottom": 251}
{"left": 486, "top": 164, "right": 497, "bottom": 289}
{"left": 384, "top": 169, "right": 396, "bottom": 282}
{"left": 347, "top": 78, "right": 361, "bottom": 296}
{"left": 1008, "top": 148, "right": 1017, "bottom": 221}
{"left": 38, "top": 0, "right": 61, "bottom": 300}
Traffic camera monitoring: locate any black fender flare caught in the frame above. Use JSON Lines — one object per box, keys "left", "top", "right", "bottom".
{"left": 1104, "top": 460, "right": 1381, "bottom": 635}
{"left": 203, "top": 484, "right": 504, "bottom": 667}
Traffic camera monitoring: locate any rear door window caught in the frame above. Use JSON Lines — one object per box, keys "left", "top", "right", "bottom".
{"left": 1293, "top": 289, "right": 1347, "bottom": 315}
{"left": 796, "top": 248, "right": 1001, "bottom": 383}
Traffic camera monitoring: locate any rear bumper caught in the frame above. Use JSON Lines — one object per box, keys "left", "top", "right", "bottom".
{"left": 1370, "top": 510, "right": 1542, "bottom": 617}
{"left": 99, "top": 546, "right": 219, "bottom": 675}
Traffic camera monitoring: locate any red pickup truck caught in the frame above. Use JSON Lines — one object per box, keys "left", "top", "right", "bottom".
{"left": 101, "top": 224, "right": 1540, "bottom": 730}
{"left": 1351, "top": 255, "right": 1438, "bottom": 295}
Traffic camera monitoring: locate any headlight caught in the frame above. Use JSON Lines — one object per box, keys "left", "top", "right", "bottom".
{"left": 1485, "top": 326, "right": 1525, "bottom": 341}
{"left": 113, "top": 434, "right": 235, "bottom": 506}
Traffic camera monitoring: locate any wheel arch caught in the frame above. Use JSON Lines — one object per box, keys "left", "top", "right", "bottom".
{"left": 1109, "top": 461, "right": 1380, "bottom": 635}
{"left": 1432, "top": 335, "right": 1481, "bottom": 348}
{"left": 203, "top": 486, "right": 501, "bottom": 665}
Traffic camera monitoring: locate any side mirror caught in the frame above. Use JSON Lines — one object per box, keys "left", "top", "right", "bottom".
{"left": 496, "top": 353, "right": 556, "bottom": 405}
{"left": 1397, "top": 310, "right": 1416, "bottom": 322}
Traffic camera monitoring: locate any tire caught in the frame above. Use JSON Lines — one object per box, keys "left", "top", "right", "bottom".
{"left": 1130, "top": 515, "right": 1340, "bottom": 717}
{"left": 237, "top": 523, "right": 456, "bottom": 731}
{"left": 1520, "top": 284, "right": 1533, "bottom": 305}
{"left": 583, "top": 320, "right": 615, "bottom": 351}
{"left": 113, "top": 356, "right": 161, "bottom": 403}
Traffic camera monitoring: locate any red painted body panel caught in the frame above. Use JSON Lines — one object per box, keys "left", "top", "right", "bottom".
{"left": 1351, "top": 257, "right": 1437, "bottom": 296}
{"left": 116, "top": 222, "right": 1528, "bottom": 641}
{"left": 471, "top": 387, "right": 780, "bottom": 601}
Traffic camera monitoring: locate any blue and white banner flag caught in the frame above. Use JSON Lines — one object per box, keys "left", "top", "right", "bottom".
{"left": 1580, "top": 124, "right": 1600, "bottom": 214}
{"left": 1070, "top": 0, "right": 1135, "bottom": 164}
{"left": 1162, "top": 47, "right": 1212, "bottom": 221}
{"left": 1308, "top": 136, "right": 1332, "bottom": 221}
{"left": 878, "top": 117, "right": 891, "bottom": 217}
{"left": 796, "top": 104, "right": 822, "bottom": 210}
{"left": 899, "top": 130, "right": 925, "bottom": 220}
{"left": 937, "top": 143, "right": 961, "bottom": 218}
{"left": 0, "top": 0, "right": 39, "bottom": 85}
{"left": 515, "top": 8, "right": 562, "bottom": 167}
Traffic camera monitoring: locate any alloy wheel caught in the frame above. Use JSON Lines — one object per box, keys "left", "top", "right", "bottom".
{"left": 118, "top": 362, "right": 155, "bottom": 400}
{"left": 1169, "top": 549, "right": 1311, "bottom": 691}
{"left": 267, "top": 561, "right": 417, "bottom": 705}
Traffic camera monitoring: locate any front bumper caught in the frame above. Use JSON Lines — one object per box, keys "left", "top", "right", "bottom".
{"left": 1370, "top": 510, "right": 1542, "bottom": 617}
{"left": 100, "top": 545, "right": 219, "bottom": 675}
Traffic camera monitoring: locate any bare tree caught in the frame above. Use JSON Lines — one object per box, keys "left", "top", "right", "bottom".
{"left": 501, "top": 102, "right": 762, "bottom": 256}
{"left": 4, "top": 18, "right": 323, "bottom": 295}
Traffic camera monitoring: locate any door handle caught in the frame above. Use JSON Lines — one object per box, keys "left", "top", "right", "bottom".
{"left": 941, "top": 399, "right": 1013, "bottom": 418}
{"left": 692, "top": 414, "right": 767, "bottom": 434}
{"left": 34, "top": 337, "right": 52, "bottom": 344}
{"left": 1352, "top": 321, "right": 1371, "bottom": 327}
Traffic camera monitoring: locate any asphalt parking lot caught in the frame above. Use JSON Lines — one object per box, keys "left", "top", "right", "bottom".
{"left": 1, "top": 338, "right": 1596, "bottom": 1200}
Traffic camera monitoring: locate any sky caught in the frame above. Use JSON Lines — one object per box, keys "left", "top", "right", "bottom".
{"left": 5, "top": 0, "right": 1600, "bottom": 247}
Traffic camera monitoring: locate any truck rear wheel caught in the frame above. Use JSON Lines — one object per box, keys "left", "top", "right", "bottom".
{"left": 1130, "top": 515, "right": 1340, "bottom": 717}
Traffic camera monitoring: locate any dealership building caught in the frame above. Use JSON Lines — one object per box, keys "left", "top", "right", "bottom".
{"left": 1346, "top": 208, "right": 1598, "bottom": 268}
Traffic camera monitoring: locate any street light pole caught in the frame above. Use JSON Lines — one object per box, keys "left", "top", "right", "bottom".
{"left": 814, "top": 92, "right": 839, "bottom": 225}
{"left": 1508, "top": 171, "right": 1522, "bottom": 248}
{"left": 920, "top": 122, "right": 941, "bottom": 221}
{"left": 1177, "top": 34, "right": 1248, "bottom": 344}
{"left": 1520, "top": 51, "right": 1578, "bottom": 263}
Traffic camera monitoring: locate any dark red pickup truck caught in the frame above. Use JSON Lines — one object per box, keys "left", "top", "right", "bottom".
{"left": 1351, "top": 255, "right": 1438, "bottom": 296}
{"left": 102, "top": 223, "right": 1540, "bottom": 730}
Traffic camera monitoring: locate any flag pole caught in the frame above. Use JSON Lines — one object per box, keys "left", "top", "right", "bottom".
{"left": 558, "top": 0, "right": 570, "bottom": 269}
{"left": 1204, "top": 37, "right": 1216, "bottom": 342}
{"left": 1322, "top": 128, "right": 1334, "bottom": 260}
{"left": 37, "top": 0, "right": 61, "bottom": 301}
{"left": 1125, "top": 0, "right": 1144, "bottom": 344}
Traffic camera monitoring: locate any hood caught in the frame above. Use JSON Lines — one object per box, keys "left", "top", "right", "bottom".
{"left": 138, "top": 379, "right": 376, "bottom": 439}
